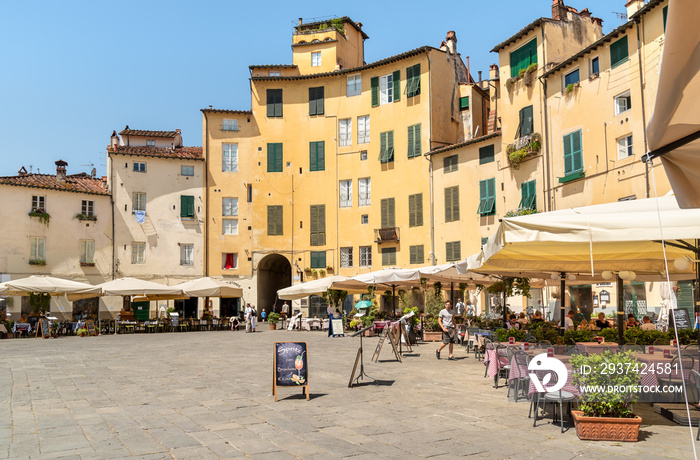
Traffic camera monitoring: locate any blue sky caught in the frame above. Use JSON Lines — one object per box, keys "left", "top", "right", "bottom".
{"left": 0, "top": 1, "right": 626, "bottom": 177}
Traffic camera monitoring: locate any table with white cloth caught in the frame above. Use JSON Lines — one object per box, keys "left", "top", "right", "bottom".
{"left": 301, "top": 318, "right": 321, "bottom": 331}
{"left": 12, "top": 322, "right": 32, "bottom": 334}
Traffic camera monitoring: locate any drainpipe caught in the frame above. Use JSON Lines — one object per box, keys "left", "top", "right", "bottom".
{"left": 109, "top": 153, "right": 116, "bottom": 280}
{"left": 202, "top": 111, "right": 209, "bottom": 277}
{"left": 539, "top": 26, "right": 552, "bottom": 212}
{"left": 635, "top": 18, "right": 650, "bottom": 198}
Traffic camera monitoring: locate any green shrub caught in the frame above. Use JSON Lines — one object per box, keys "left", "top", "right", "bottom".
{"left": 528, "top": 322, "right": 562, "bottom": 344}
{"left": 267, "top": 312, "right": 280, "bottom": 324}
{"left": 563, "top": 328, "right": 594, "bottom": 344}
{"left": 495, "top": 328, "right": 528, "bottom": 342}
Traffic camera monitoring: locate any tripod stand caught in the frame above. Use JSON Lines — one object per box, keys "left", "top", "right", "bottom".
{"left": 348, "top": 325, "right": 377, "bottom": 387}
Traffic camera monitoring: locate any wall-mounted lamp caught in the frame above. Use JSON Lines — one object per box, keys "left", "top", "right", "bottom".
{"left": 674, "top": 256, "right": 700, "bottom": 271}
{"left": 550, "top": 273, "right": 561, "bottom": 282}
{"left": 601, "top": 270, "right": 636, "bottom": 281}
{"left": 567, "top": 274, "right": 577, "bottom": 282}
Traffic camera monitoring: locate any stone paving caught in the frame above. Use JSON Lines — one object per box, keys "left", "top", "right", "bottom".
{"left": 0, "top": 328, "right": 697, "bottom": 459}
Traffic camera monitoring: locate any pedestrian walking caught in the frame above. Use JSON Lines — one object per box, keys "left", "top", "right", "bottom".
{"left": 244, "top": 303, "right": 252, "bottom": 332}
{"left": 455, "top": 298, "right": 465, "bottom": 316}
{"left": 436, "top": 300, "right": 457, "bottom": 360}
{"left": 251, "top": 305, "right": 257, "bottom": 332}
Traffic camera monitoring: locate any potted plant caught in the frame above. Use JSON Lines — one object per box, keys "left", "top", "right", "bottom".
{"left": 422, "top": 317, "right": 443, "bottom": 342}
{"left": 28, "top": 208, "right": 51, "bottom": 226}
{"left": 570, "top": 350, "right": 643, "bottom": 441}
{"left": 268, "top": 312, "right": 280, "bottom": 330}
{"left": 77, "top": 327, "right": 88, "bottom": 337}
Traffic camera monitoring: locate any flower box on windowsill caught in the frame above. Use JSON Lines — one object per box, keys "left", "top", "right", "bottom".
{"left": 80, "top": 262, "right": 96, "bottom": 267}
{"left": 75, "top": 214, "right": 97, "bottom": 221}
{"left": 29, "top": 259, "right": 46, "bottom": 266}
{"left": 28, "top": 210, "right": 51, "bottom": 226}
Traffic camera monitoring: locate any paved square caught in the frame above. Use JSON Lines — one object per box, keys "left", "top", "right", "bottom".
{"left": 1, "top": 329, "right": 696, "bottom": 458}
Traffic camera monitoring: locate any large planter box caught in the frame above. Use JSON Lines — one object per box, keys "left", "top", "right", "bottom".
{"left": 572, "top": 410, "right": 641, "bottom": 442}
{"left": 423, "top": 331, "right": 443, "bottom": 342}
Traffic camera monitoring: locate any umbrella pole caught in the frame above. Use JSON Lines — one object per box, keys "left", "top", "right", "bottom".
{"left": 503, "top": 289, "right": 507, "bottom": 326}
{"left": 392, "top": 285, "right": 396, "bottom": 317}
{"left": 560, "top": 273, "right": 566, "bottom": 329}
{"left": 617, "top": 274, "right": 624, "bottom": 347}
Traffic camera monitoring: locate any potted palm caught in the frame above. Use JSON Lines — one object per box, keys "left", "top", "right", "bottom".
{"left": 267, "top": 312, "right": 280, "bottom": 330}
{"left": 570, "top": 350, "right": 643, "bottom": 441}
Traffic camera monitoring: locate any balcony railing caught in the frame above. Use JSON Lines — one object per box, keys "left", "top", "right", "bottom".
{"left": 374, "top": 227, "right": 400, "bottom": 243}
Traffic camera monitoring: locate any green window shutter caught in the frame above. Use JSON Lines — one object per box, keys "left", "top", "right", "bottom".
{"left": 444, "top": 154, "right": 458, "bottom": 172}
{"left": 387, "top": 130, "right": 394, "bottom": 161}
{"left": 382, "top": 248, "right": 396, "bottom": 266}
{"left": 309, "top": 87, "right": 316, "bottom": 116}
{"left": 380, "top": 131, "right": 394, "bottom": 163}
{"left": 381, "top": 198, "right": 395, "bottom": 227}
{"left": 371, "top": 77, "right": 379, "bottom": 107}
{"left": 309, "top": 142, "right": 316, "bottom": 171}
{"left": 521, "top": 106, "right": 533, "bottom": 136}
{"left": 310, "top": 251, "right": 326, "bottom": 268}
{"left": 446, "top": 242, "right": 461, "bottom": 261}
{"left": 381, "top": 199, "right": 388, "bottom": 227}
{"left": 310, "top": 205, "right": 318, "bottom": 245}
{"left": 267, "top": 143, "right": 283, "bottom": 172}
{"left": 519, "top": 180, "right": 536, "bottom": 209}
{"left": 510, "top": 39, "right": 537, "bottom": 77}
{"left": 413, "top": 64, "right": 421, "bottom": 96}
{"left": 413, "top": 124, "right": 421, "bottom": 156}
{"left": 663, "top": 6, "right": 668, "bottom": 31}
{"left": 415, "top": 193, "right": 423, "bottom": 226}
{"left": 406, "top": 65, "right": 413, "bottom": 91}
{"left": 317, "top": 141, "right": 324, "bottom": 171}
{"left": 410, "top": 245, "right": 424, "bottom": 264}
{"left": 276, "top": 90, "right": 282, "bottom": 117}
{"left": 445, "top": 187, "right": 452, "bottom": 222}
{"left": 388, "top": 198, "right": 395, "bottom": 227}
{"left": 572, "top": 130, "right": 583, "bottom": 172}
{"left": 409, "top": 194, "right": 422, "bottom": 227}
{"left": 379, "top": 131, "right": 387, "bottom": 162}
{"left": 267, "top": 206, "right": 282, "bottom": 235}
{"left": 267, "top": 90, "right": 275, "bottom": 117}
{"left": 477, "top": 180, "right": 487, "bottom": 214}
{"left": 479, "top": 145, "right": 495, "bottom": 164}
{"left": 318, "top": 204, "right": 326, "bottom": 245}
{"left": 317, "top": 87, "right": 324, "bottom": 115}
{"left": 180, "top": 195, "right": 194, "bottom": 218}
{"left": 610, "top": 36, "right": 628, "bottom": 68}
{"left": 446, "top": 242, "right": 453, "bottom": 262}
{"left": 445, "top": 187, "right": 459, "bottom": 222}
{"left": 459, "top": 96, "right": 469, "bottom": 110}
{"left": 393, "top": 70, "right": 400, "bottom": 102}
{"left": 276, "top": 206, "right": 283, "bottom": 235}
{"left": 407, "top": 125, "right": 414, "bottom": 158}
{"left": 452, "top": 186, "right": 460, "bottom": 221}
{"left": 485, "top": 179, "right": 495, "bottom": 215}
{"left": 563, "top": 133, "right": 574, "bottom": 175}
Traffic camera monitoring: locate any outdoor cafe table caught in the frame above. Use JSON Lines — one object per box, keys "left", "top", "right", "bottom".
{"left": 12, "top": 322, "right": 32, "bottom": 334}
{"left": 575, "top": 342, "right": 618, "bottom": 354}
{"left": 645, "top": 345, "right": 698, "bottom": 355}
{"left": 526, "top": 360, "right": 581, "bottom": 398}
{"left": 300, "top": 318, "right": 321, "bottom": 331}
{"left": 372, "top": 320, "right": 391, "bottom": 332}
{"left": 484, "top": 343, "right": 526, "bottom": 378}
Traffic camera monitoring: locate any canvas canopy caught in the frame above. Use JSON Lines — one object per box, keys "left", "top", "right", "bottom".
{"left": 277, "top": 275, "right": 366, "bottom": 300}
{"left": 646, "top": 0, "right": 700, "bottom": 208}
{"left": 0, "top": 275, "right": 102, "bottom": 297}
{"left": 173, "top": 277, "right": 243, "bottom": 298}
{"left": 458, "top": 196, "right": 699, "bottom": 280}
{"left": 94, "top": 278, "right": 184, "bottom": 297}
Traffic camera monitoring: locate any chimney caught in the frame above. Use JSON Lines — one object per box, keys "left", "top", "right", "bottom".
{"left": 490, "top": 64, "right": 499, "bottom": 80}
{"left": 552, "top": 0, "right": 568, "bottom": 21}
{"left": 626, "top": 0, "right": 644, "bottom": 17}
{"left": 579, "top": 8, "right": 591, "bottom": 19}
{"left": 110, "top": 130, "right": 119, "bottom": 149}
{"left": 478, "top": 71, "right": 482, "bottom": 83}
{"left": 445, "top": 31, "right": 457, "bottom": 55}
{"left": 55, "top": 160, "right": 68, "bottom": 183}
{"left": 18, "top": 166, "right": 27, "bottom": 176}
{"left": 298, "top": 17, "right": 303, "bottom": 26}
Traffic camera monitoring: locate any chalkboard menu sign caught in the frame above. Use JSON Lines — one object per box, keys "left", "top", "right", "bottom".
{"left": 86, "top": 320, "right": 97, "bottom": 336}
{"left": 273, "top": 342, "right": 309, "bottom": 401}
{"left": 36, "top": 318, "right": 50, "bottom": 339}
{"left": 670, "top": 309, "right": 692, "bottom": 330}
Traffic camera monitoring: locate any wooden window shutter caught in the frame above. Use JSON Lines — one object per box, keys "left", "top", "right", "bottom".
{"left": 267, "top": 206, "right": 275, "bottom": 235}
{"left": 275, "top": 206, "right": 283, "bottom": 235}
{"left": 317, "top": 87, "right": 324, "bottom": 114}
{"left": 267, "top": 90, "right": 275, "bottom": 117}
{"left": 319, "top": 205, "right": 326, "bottom": 245}
{"left": 572, "top": 130, "right": 583, "bottom": 172}
{"left": 415, "top": 193, "right": 423, "bottom": 226}
{"left": 445, "top": 187, "right": 453, "bottom": 222}
{"left": 387, "top": 130, "right": 394, "bottom": 158}
{"left": 414, "top": 124, "right": 421, "bottom": 156}
{"left": 452, "top": 186, "right": 460, "bottom": 221}
{"left": 563, "top": 133, "right": 574, "bottom": 175}
{"left": 392, "top": 70, "right": 400, "bottom": 102}
{"left": 317, "top": 141, "right": 325, "bottom": 171}
{"left": 407, "top": 125, "right": 414, "bottom": 158}
{"left": 371, "top": 77, "right": 379, "bottom": 107}
{"left": 408, "top": 195, "right": 416, "bottom": 227}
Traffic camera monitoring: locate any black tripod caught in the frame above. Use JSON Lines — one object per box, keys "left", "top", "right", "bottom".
{"left": 348, "top": 325, "right": 377, "bottom": 387}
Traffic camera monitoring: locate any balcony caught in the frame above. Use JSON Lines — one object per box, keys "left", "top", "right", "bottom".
{"left": 506, "top": 133, "right": 541, "bottom": 170}
{"left": 374, "top": 227, "right": 400, "bottom": 243}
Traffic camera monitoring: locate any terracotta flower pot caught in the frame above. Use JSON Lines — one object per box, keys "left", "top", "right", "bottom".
{"left": 269, "top": 323, "right": 277, "bottom": 330}
{"left": 423, "top": 331, "right": 443, "bottom": 342}
{"left": 572, "top": 410, "right": 641, "bottom": 442}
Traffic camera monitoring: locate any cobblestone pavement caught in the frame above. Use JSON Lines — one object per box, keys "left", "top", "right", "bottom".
{"left": 1, "top": 328, "right": 697, "bottom": 459}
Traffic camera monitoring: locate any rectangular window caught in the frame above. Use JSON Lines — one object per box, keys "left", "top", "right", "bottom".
{"left": 339, "top": 119, "right": 352, "bottom": 146}
{"left": 222, "top": 219, "right": 238, "bottom": 235}
{"left": 30, "top": 237, "right": 46, "bottom": 261}
{"left": 564, "top": 68, "right": 580, "bottom": 87}
{"left": 310, "top": 251, "right": 326, "bottom": 269}
{"left": 405, "top": 63, "right": 421, "bottom": 98}
{"left": 360, "top": 214, "right": 368, "bottom": 224}
{"left": 519, "top": 180, "right": 536, "bottom": 210}
{"left": 81, "top": 200, "right": 94, "bottom": 217}
{"left": 180, "top": 244, "right": 194, "bottom": 265}
{"left": 617, "top": 135, "right": 633, "bottom": 159}
{"left": 479, "top": 145, "right": 495, "bottom": 165}
{"left": 309, "top": 141, "right": 325, "bottom": 171}
{"left": 309, "top": 86, "right": 325, "bottom": 116}
{"left": 180, "top": 195, "right": 195, "bottom": 218}
{"left": 222, "top": 119, "right": 238, "bottom": 131}
{"left": 340, "top": 247, "right": 353, "bottom": 268}
{"left": 615, "top": 91, "right": 631, "bottom": 115}
{"left": 269, "top": 71, "right": 280, "bottom": 77}
{"left": 310, "top": 204, "right": 326, "bottom": 246}
{"left": 357, "top": 115, "right": 370, "bottom": 144}
{"left": 459, "top": 96, "right": 469, "bottom": 110}
{"left": 510, "top": 38, "right": 537, "bottom": 78}
{"left": 610, "top": 35, "right": 629, "bottom": 68}
{"left": 133, "top": 192, "right": 146, "bottom": 212}
{"left": 380, "top": 198, "right": 395, "bottom": 228}
{"left": 146, "top": 140, "right": 155, "bottom": 147}
{"left": 378, "top": 71, "right": 400, "bottom": 105}
{"left": 408, "top": 193, "right": 423, "bottom": 227}
{"left": 477, "top": 179, "right": 496, "bottom": 216}
{"left": 359, "top": 246, "right": 372, "bottom": 267}
{"left": 247, "top": 184, "right": 252, "bottom": 203}
{"left": 223, "top": 253, "right": 238, "bottom": 269}
{"left": 131, "top": 242, "right": 145, "bottom": 264}
{"left": 80, "top": 239, "right": 95, "bottom": 264}
{"left": 445, "top": 241, "right": 461, "bottom": 262}
{"left": 267, "top": 143, "right": 283, "bottom": 172}
{"left": 591, "top": 56, "right": 599, "bottom": 76}
{"left": 379, "top": 131, "right": 394, "bottom": 163}
{"left": 133, "top": 162, "right": 146, "bottom": 173}
{"left": 347, "top": 75, "right": 361, "bottom": 97}
{"left": 222, "top": 197, "right": 238, "bottom": 216}
{"left": 516, "top": 105, "right": 534, "bottom": 138}
{"left": 445, "top": 186, "right": 460, "bottom": 222}
{"left": 381, "top": 248, "right": 397, "bottom": 266}
{"left": 358, "top": 178, "right": 371, "bottom": 206}
{"left": 339, "top": 180, "right": 352, "bottom": 208}
{"left": 266, "top": 89, "right": 283, "bottom": 117}
{"left": 222, "top": 143, "right": 238, "bottom": 172}
{"left": 563, "top": 130, "right": 584, "bottom": 175}
{"left": 267, "top": 205, "right": 283, "bottom": 235}
{"left": 31, "top": 195, "right": 45, "bottom": 212}
{"left": 181, "top": 165, "right": 194, "bottom": 176}
{"left": 444, "top": 154, "right": 458, "bottom": 173}
{"left": 311, "top": 51, "right": 321, "bottom": 67}
{"left": 407, "top": 123, "right": 421, "bottom": 158}
{"left": 409, "top": 245, "right": 424, "bottom": 264}
{"left": 360, "top": 150, "right": 367, "bottom": 161}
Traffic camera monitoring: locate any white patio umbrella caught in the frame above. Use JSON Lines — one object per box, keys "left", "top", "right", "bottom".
{"left": 95, "top": 278, "right": 184, "bottom": 297}
{"left": 277, "top": 275, "right": 365, "bottom": 300}
{"left": 174, "top": 277, "right": 243, "bottom": 298}
{"left": 0, "top": 275, "right": 101, "bottom": 296}
{"left": 646, "top": 0, "right": 700, "bottom": 208}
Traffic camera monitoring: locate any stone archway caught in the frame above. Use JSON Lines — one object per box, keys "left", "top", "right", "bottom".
{"left": 256, "top": 254, "right": 291, "bottom": 318}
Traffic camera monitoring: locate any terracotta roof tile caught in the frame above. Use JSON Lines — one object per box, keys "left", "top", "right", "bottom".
{"left": 200, "top": 108, "right": 252, "bottom": 114}
{"left": 0, "top": 173, "right": 109, "bottom": 195}
{"left": 119, "top": 128, "right": 179, "bottom": 138}
{"left": 425, "top": 132, "right": 502, "bottom": 156}
{"left": 107, "top": 145, "right": 203, "bottom": 160}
